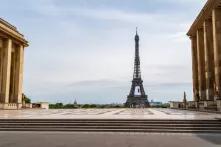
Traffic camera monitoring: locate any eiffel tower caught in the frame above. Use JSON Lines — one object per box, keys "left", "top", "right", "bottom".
{"left": 125, "top": 28, "right": 149, "bottom": 108}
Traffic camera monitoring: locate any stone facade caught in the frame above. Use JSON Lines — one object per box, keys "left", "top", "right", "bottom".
{"left": 170, "top": 0, "right": 221, "bottom": 112}
{"left": 0, "top": 18, "right": 28, "bottom": 109}
{"left": 32, "top": 102, "right": 49, "bottom": 109}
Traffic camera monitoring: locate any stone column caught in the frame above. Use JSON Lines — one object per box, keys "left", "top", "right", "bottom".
{"left": 204, "top": 19, "right": 215, "bottom": 101}
{"left": 2, "top": 38, "right": 12, "bottom": 103}
{"left": 217, "top": 99, "right": 221, "bottom": 111}
{"left": 14, "top": 45, "right": 24, "bottom": 105}
{"left": 9, "top": 47, "right": 16, "bottom": 103}
{"left": 190, "top": 36, "right": 199, "bottom": 101}
{"left": 0, "top": 39, "right": 3, "bottom": 103}
{"left": 0, "top": 38, "right": 3, "bottom": 102}
{"left": 197, "top": 28, "right": 207, "bottom": 101}
{"left": 212, "top": 8, "right": 221, "bottom": 99}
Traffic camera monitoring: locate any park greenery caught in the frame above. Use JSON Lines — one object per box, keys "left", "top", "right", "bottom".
{"left": 49, "top": 103, "right": 125, "bottom": 109}
{"left": 22, "top": 94, "right": 31, "bottom": 104}
{"left": 49, "top": 103, "right": 169, "bottom": 109}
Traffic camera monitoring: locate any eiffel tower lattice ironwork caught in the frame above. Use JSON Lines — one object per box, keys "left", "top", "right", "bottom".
{"left": 125, "top": 28, "right": 149, "bottom": 108}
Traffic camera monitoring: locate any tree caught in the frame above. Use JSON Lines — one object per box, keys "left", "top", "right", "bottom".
{"left": 22, "top": 94, "right": 31, "bottom": 104}
{"left": 49, "top": 103, "right": 64, "bottom": 109}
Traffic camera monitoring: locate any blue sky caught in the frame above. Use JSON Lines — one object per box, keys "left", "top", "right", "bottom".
{"left": 0, "top": 0, "right": 207, "bottom": 104}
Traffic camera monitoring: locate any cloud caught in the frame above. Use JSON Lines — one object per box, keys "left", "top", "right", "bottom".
{"left": 0, "top": 0, "right": 207, "bottom": 104}
{"left": 67, "top": 79, "right": 125, "bottom": 87}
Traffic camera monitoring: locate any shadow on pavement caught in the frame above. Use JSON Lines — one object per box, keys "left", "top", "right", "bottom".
{"left": 197, "top": 134, "right": 221, "bottom": 145}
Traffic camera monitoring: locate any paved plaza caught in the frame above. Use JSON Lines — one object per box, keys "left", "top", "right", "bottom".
{"left": 0, "top": 108, "right": 221, "bottom": 120}
{"left": 0, "top": 132, "right": 220, "bottom": 147}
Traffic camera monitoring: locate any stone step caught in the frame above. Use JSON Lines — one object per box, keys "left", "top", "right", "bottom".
{"left": 0, "top": 123, "right": 220, "bottom": 126}
{"left": 0, "top": 119, "right": 220, "bottom": 121}
{"left": 1, "top": 126, "right": 221, "bottom": 130}
{"left": 0, "top": 128, "right": 221, "bottom": 133}
{"left": 0, "top": 119, "right": 220, "bottom": 133}
{"left": 0, "top": 122, "right": 220, "bottom": 125}
{"left": 0, "top": 119, "right": 220, "bottom": 124}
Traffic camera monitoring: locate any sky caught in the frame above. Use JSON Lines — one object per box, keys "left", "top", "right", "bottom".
{"left": 0, "top": 0, "right": 207, "bottom": 104}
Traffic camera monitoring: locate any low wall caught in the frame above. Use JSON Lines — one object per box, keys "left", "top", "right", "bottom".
{"left": 169, "top": 102, "right": 184, "bottom": 109}
{"left": 0, "top": 103, "right": 22, "bottom": 109}
{"left": 170, "top": 100, "right": 221, "bottom": 113}
{"left": 217, "top": 100, "right": 221, "bottom": 111}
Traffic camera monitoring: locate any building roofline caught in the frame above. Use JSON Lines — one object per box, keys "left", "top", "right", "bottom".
{"left": 0, "top": 18, "right": 28, "bottom": 47}
{"left": 187, "top": 0, "right": 220, "bottom": 36}
{"left": 0, "top": 18, "right": 18, "bottom": 32}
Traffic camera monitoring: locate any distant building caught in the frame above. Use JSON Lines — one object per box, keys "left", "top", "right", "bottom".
{"left": 32, "top": 102, "right": 49, "bottom": 109}
{"left": 170, "top": 92, "right": 188, "bottom": 109}
{"left": 149, "top": 100, "right": 163, "bottom": 107}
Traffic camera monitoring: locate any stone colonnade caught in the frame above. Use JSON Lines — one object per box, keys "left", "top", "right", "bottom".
{"left": 0, "top": 19, "right": 28, "bottom": 109}
{"left": 169, "top": 0, "right": 221, "bottom": 111}
{"left": 190, "top": 7, "right": 221, "bottom": 103}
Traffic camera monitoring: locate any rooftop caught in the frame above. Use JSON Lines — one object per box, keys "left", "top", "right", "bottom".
{"left": 0, "top": 18, "right": 28, "bottom": 46}
{"left": 187, "top": 0, "right": 221, "bottom": 36}
{"left": 0, "top": 18, "right": 17, "bottom": 32}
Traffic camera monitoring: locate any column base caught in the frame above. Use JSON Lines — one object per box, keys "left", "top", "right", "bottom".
{"left": 216, "top": 99, "right": 221, "bottom": 112}
{"left": 186, "top": 101, "right": 197, "bottom": 110}
{"left": 198, "top": 100, "right": 217, "bottom": 111}
{"left": 206, "top": 89, "right": 214, "bottom": 100}
{"left": 200, "top": 90, "right": 207, "bottom": 100}
{"left": 0, "top": 103, "right": 23, "bottom": 110}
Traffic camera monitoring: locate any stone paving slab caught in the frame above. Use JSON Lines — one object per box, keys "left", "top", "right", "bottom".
{"left": 0, "top": 108, "right": 221, "bottom": 120}
{"left": 0, "top": 132, "right": 220, "bottom": 147}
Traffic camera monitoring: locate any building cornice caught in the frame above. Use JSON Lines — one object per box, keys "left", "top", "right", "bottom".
{"left": 0, "top": 18, "right": 28, "bottom": 47}
{"left": 187, "top": 0, "right": 220, "bottom": 37}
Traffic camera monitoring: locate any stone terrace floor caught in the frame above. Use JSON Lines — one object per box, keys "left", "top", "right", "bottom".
{"left": 0, "top": 108, "right": 221, "bottom": 120}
